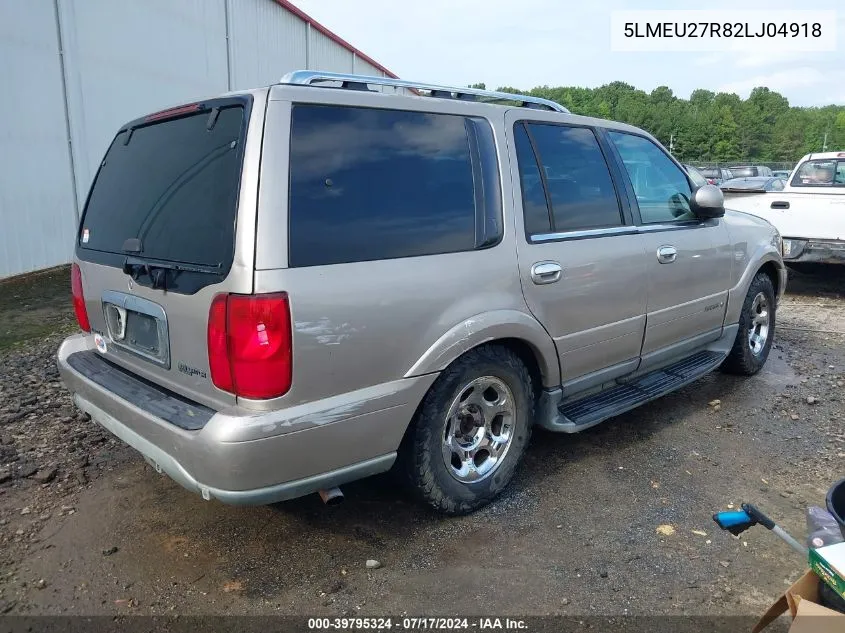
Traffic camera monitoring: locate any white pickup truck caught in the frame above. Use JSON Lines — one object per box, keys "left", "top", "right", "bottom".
{"left": 721, "top": 152, "right": 845, "bottom": 266}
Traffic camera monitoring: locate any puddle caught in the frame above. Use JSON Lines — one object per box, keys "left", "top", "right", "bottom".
{"left": 757, "top": 351, "right": 798, "bottom": 388}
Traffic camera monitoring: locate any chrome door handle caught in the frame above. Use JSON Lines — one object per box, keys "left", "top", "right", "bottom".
{"left": 531, "top": 261, "right": 562, "bottom": 284}
{"left": 656, "top": 245, "right": 677, "bottom": 264}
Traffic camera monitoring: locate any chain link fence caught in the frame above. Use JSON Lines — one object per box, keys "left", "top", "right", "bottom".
{"left": 685, "top": 160, "right": 796, "bottom": 171}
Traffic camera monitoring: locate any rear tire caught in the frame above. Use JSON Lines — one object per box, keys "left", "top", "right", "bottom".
{"left": 721, "top": 272, "right": 776, "bottom": 376}
{"left": 400, "top": 345, "right": 534, "bottom": 515}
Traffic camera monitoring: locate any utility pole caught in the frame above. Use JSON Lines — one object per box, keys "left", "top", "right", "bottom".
{"left": 669, "top": 134, "right": 675, "bottom": 154}
{"left": 823, "top": 131, "right": 828, "bottom": 152}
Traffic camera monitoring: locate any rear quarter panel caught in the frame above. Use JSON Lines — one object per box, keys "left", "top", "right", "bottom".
{"left": 253, "top": 88, "right": 559, "bottom": 413}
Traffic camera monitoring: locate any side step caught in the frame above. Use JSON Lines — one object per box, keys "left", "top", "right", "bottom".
{"left": 546, "top": 350, "right": 725, "bottom": 433}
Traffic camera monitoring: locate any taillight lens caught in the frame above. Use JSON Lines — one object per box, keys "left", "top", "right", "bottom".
{"left": 70, "top": 263, "right": 90, "bottom": 332}
{"left": 207, "top": 293, "right": 292, "bottom": 399}
{"left": 207, "top": 295, "right": 233, "bottom": 393}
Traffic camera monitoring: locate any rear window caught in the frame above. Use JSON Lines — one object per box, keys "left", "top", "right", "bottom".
{"left": 791, "top": 159, "right": 845, "bottom": 187}
{"left": 699, "top": 168, "right": 720, "bottom": 178}
{"left": 720, "top": 178, "right": 770, "bottom": 191}
{"left": 730, "top": 167, "right": 757, "bottom": 178}
{"left": 288, "top": 105, "right": 500, "bottom": 267}
{"left": 80, "top": 104, "right": 246, "bottom": 268}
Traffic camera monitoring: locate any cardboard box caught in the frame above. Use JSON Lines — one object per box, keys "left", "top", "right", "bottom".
{"left": 809, "top": 542, "right": 845, "bottom": 601}
{"left": 754, "top": 570, "right": 844, "bottom": 633}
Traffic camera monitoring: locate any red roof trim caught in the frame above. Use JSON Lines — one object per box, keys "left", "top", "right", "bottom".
{"left": 273, "top": 0, "right": 398, "bottom": 78}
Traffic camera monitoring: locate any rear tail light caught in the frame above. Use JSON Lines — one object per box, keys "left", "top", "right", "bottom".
{"left": 70, "top": 263, "right": 90, "bottom": 332}
{"left": 207, "top": 293, "right": 292, "bottom": 399}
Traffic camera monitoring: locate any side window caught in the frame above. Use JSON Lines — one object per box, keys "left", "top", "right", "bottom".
{"left": 288, "top": 105, "right": 498, "bottom": 267}
{"left": 835, "top": 162, "right": 845, "bottom": 185}
{"left": 771, "top": 179, "right": 785, "bottom": 191}
{"left": 513, "top": 123, "right": 552, "bottom": 235}
{"left": 516, "top": 122, "right": 622, "bottom": 234}
{"left": 608, "top": 131, "right": 695, "bottom": 224}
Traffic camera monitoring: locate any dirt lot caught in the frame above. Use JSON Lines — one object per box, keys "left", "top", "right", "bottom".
{"left": 0, "top": 266, "right": 843, "bottom": 622}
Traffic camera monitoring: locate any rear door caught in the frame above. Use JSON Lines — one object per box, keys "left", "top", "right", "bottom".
{"left": 74, "top": 92, "right": 266, "bottom": 410}
{"left": 506, "top": 112, "right": 648, "bottom": 393}
{"left": 604, "top": 130, "right": 733, "bottom": 370}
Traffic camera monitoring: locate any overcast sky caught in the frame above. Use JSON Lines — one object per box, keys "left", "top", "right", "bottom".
{"left": 294, "top": 0, "right": 843, "bottom": 107}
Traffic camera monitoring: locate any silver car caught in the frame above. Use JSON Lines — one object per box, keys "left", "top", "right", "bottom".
{"left": 58, "top": 71, "right": 786, "bottom": 515}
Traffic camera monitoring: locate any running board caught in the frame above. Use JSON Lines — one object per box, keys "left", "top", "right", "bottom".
{"left": 544, "top": 350, "right": 726, "bottom": 433}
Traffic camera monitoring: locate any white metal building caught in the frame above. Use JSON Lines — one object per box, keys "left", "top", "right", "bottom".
{"left": 0, "top": 0, "right": 396, "bottom": 279}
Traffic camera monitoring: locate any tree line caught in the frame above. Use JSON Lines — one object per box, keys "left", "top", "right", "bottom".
{"left": 471, "top": 82, "right": 845, "bottom": 163}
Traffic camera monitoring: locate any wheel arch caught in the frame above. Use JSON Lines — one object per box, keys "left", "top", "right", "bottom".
{"left": 724, "top": 250, "right": 786, "bottom": 326}
{"left": 757, "top": 260, "right": 783, "bottom": 298}
{"left": 403, "top": 310, "right": 561, "bottom": 388}
{"left": 396, "top": 335, "right": 548, "bottom": 446}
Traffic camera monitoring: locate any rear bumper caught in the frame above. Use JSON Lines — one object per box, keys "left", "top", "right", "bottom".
{"left": 784, "top": 239, "right": 845, "bottom": 265}
{"left": 57, "top": 334, "right": 436, "bottom": 505}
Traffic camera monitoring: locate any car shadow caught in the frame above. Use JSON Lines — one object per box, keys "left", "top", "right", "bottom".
{"left": 783, "top": 265, "right": 845, "bottom": 299}
{"left": 268, "top": 368, "right": 752, "bottom": 526}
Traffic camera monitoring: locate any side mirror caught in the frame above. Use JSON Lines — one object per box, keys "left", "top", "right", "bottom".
{"left": 691, "top": 184, "right": 725, "bottom": 218}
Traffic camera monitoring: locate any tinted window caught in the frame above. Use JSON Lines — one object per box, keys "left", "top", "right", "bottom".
{"left": 791, "top": 159, "right": 845, "bottom": 187}
{"left": 522, "top": 123, "right": 622, "bottom": 232}
{"left": 699, "top": 167, "right": 720, "bottom": 179}
{"left": 289, "top": 105, "right": 485, "bottom": 267}
{"left": 608, "top": 132, "right": 695, "bottom": 224}
{"left": 730, "top": 167, "right": 758, "bottom": 178}
{"left": 80, "top": 106, "right": 245, "bottom": 266}
{"left": 720, "top": 177, "right": 772, "bottom": 191}
{"left": 514, "top": 124, "right": 552, "bottom": 235}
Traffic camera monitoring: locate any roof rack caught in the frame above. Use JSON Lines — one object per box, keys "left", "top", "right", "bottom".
{"left": 278, "top": 70, "right": 570, "bottom": 113}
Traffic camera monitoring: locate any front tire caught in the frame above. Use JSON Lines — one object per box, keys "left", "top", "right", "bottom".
{"left": 721, "top": 272, "right": 776, "bottom": 376}
{"left": 400, "top": 345, "right": 534, "bottom": 515}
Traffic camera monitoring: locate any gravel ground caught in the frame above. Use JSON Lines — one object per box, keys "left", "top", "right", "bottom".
{"left": 0, "top": 266, "right": 843, "bottom": 622}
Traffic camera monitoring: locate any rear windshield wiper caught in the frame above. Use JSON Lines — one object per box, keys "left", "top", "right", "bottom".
{"left": 123, "top": 255, "right": 222, "bottom": 290}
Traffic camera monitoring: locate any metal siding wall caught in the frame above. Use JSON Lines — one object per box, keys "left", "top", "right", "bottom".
{"left": 0, "top": 0, "right": 77, "bottom": 277}
{"left": 355, "top": 59, "right": 382, "bottom": 78}
{"left": 1, "top": 0, "right": 394, "bottom": 279}
{"left": 354, "top": 59, "right": 402, "bottom": 93}
{"left": 309, "top": 29, "right": 354, "bottom": 73}
{"left": 57, "top": 0, "right": 229, "bottom": 214}
{"left": 228, "top": 0, "right": 306, "bottom": 89}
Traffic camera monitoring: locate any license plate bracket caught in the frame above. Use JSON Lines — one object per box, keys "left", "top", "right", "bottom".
{"left": 101, "top": 291, "right": 170, "bottom": 369}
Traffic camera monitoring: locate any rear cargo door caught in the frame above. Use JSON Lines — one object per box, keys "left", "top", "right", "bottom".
{"left": 74, "top": 93, "right": 265, "bottom": 410}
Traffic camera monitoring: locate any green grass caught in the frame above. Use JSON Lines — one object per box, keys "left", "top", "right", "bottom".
{"left": 0, "top": 266, "right": 77, "bottom": 351}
